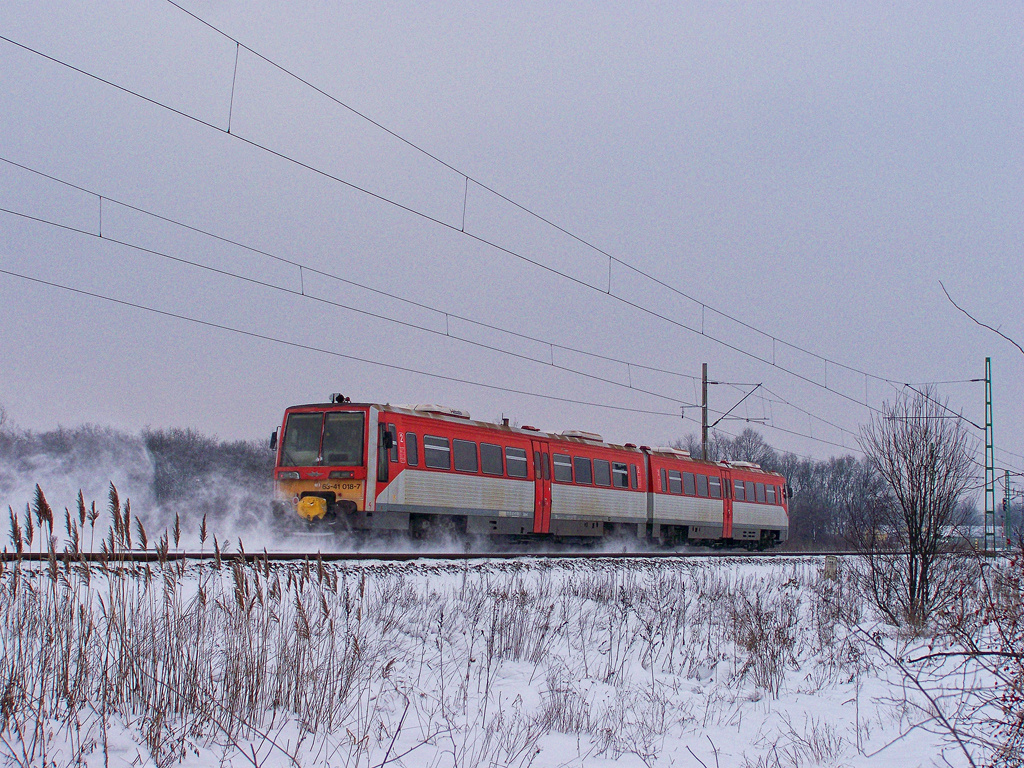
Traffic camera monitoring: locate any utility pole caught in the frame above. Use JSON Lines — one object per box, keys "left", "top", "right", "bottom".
{"left": 702, "top": 362, "right": 709, "bottom": 461}
{"left": 984, "top": 357, "right": 995, "bottom": 554}
{"left": 699, "top": 364, "right": 764, "bottom": 462}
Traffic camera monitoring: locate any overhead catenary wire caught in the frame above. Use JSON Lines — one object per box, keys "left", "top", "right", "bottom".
{"left": 0, "top": 28, "right": 1011, "bottom": 465}
{"left": 2, "top": 200, "right": 862, "bottom": 458}
{"left": 0, "top": 153, "right": 881, "bottom": 448}
{"left": 0, "top": 155, "right": 706, "bottom": 388}
{"left": 0, "top": 261, "right": 853, "bottom": 464}
{"left": 161, "top": 0, "right": 909, "bottom": 396}
{"left": 0, "top": 265, "right": 685, "bottom": 420}
{"left": 0, "top": 31, "right": 905, "bottom": 417}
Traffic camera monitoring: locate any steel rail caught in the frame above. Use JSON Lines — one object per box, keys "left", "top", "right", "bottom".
{"left": 2, "top": 549, "right": 885, "bottom": 564}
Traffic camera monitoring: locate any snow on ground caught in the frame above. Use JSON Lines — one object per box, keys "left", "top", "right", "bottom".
{"left": 1, "top": 546, "right": 996, "bottom": 768}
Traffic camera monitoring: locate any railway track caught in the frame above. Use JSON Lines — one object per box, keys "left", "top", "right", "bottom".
{"left": 2, "top": 549, "right": 870, "bottom": 564}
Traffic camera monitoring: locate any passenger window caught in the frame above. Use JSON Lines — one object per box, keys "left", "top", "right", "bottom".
{"left": 543, "top": 454, "right": 551, "bottom": 480}
{"left": 505, "top": 447, "right": 528, "bottom": 478}
{"left": 683, "top": 472, "right": 696, "bottom": 496}
{"left": 746, "top": 481, "right": 756, "bottom": 502}
{"left": 734, "top": 479, "right": 745, "bottom": 501}
{"left": 594, "top": 459, "right": 611, "bottom": 486}
{"left": 756, "top": 482, "right": 766, "bottom": 503}
{"left": 553, "top": 453, "right": 573, "bottom": 482}
{"left": 423, "top": 435, "right": 451, "bottom": 470}
{"left": 630, "top": 464, "right": 639, "bottom": 489}
{"left": 574, "top": 457, "right": 594, "bottom": 485}
{"left": 709, "top": 476, "right": 722, "bottom": 499}
{"left": 453, "top": 439, "right": 478, "bottom": 472}
{"left": 765, "top": 484, "right": 776, "bottom": 504}
{"left": 660, "top": 468, "right": 667, "bottom": 492}
{"left": 480, "top": 443, "right": 503, "bottom": 475}
{"left": 534, "top": 451, "right": 542, "bottom": 477}
{"left": 696, "top": 474, "right": 709, "bottom": 497}
{"left": 612, "top": 462, "right": 629, "bottom": 488}
{"left": 406, "top": 432, "right": 418, "bottom": 466}
{"left": 668, "top": 470, "right": 682, "bottom": 494}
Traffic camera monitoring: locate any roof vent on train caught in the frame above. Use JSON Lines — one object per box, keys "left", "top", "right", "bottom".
{"left": 652, "top": 447, "right": 691, "bottom": 457}
{"left": 560, "top": 430, "right": 603, "bottom": 442}
{"left": 729, "top": 460, "right": 761, "bottom": 469}
{"left": 412, "top": 404, "right": 471, "bottom": 419}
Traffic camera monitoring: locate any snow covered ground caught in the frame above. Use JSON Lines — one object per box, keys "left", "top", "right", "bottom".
{"left": 1, "top": 539, "right": 1000, "bottom": 767}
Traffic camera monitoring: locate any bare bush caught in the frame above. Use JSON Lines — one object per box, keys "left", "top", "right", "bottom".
{"left": 732, "top": 590, "right": 800, "bottom": 698}
{"left": 923, "top": 548, "right": 1024, "bottom": 766}
{"left": 858, "top": 386, "right": 976, "bottom": 627}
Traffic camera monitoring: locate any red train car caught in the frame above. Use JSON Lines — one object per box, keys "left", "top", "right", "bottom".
{"left": 270, "top": 397, "right": 789, "bottom": 547}
{"left": 647, "top": 449, "right": 789, "bottom": 547}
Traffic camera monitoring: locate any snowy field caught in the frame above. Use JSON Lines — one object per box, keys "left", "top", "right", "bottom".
{"left": 1, "top": 532, "right": 1004, "bottom": 768}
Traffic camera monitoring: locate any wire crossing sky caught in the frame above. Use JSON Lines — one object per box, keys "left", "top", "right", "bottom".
{"left": 0, "top": 1, "right": 1021, "bottom": 471}
{"left": 0, "top": 152, "right": 903, "bottom": 458}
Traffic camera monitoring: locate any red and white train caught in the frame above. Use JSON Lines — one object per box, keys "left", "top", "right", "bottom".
{"left": 270, "top": 397, "right": 789, "bottom": 547}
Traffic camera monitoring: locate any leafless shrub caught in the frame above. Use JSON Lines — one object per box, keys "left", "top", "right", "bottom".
{"left": 858, "top": 386, "right": 976, "bottom": 628}
{"left": 910, "top": 548, "right": 1024, "bottom": 767}
{"left": 537, "top": 670, "right": 590, "bottom": 733}
{"left": 732, "top": 590, "right": 800, "bottom": 698}
{"left": 743, "top": 714, "right": 847, "bottom": 768}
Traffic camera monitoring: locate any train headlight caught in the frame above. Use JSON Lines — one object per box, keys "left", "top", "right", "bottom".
{"left": 329, "top": 471, "right": 354, "bottom": 479}
{"left": 278, "top": 471, "right": 301, "bottom": 480}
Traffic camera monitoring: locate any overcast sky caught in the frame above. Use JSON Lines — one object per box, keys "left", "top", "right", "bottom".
{"left": 1, "top": 1, "right": 1021, "bottom": 475}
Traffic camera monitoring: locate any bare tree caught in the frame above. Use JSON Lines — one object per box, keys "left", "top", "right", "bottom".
{"left": 858, "top": 386, "right": 976, "bottom": 626}
{"left": 671, "top": 431, "right": 730, "bottom": 462}
{"left": 725, "top": 428, "right": 778, "bottom": 468}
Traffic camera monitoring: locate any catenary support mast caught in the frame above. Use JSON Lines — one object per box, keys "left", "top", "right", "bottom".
{"left": 702, "top": 363, "right": 709, "bottom": 461}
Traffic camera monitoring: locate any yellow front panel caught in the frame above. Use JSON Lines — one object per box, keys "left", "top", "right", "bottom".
{"left": 275, "top": 479, "right": 365, "bottom": 510}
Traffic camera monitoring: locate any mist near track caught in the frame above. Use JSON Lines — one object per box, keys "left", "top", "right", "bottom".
{"left": 0, "top": 420, "right": 287, "bottom": 553}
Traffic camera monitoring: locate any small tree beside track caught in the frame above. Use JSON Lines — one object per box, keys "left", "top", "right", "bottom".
{"left": 857, "top": 386, "right": 975, "bottom": 627}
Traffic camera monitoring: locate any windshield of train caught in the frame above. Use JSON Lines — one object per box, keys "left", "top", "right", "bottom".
{"left": 280, "top": 412, "right": 323, "bottom": 467}
{"left": 321, "top": 412, "right": 364, "bottom": 466}
{"left": 280, "top": 411, "right": 365, "bottom": 467}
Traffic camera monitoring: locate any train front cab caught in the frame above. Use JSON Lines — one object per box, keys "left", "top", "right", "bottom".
{"left": 272, "top": 402, "right": 379, "bottom": 526}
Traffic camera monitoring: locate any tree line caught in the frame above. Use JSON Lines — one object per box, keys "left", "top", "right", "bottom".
{"left": 673, "top": 423, "right": 1000, "bottom": 552}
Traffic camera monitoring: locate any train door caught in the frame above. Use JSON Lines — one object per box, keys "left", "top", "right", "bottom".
{"left": 365, "top": 407, "right": 379, "bottom": 511}
{"left": 721, "top": 468, "right": 734, "bottom": 539}
{"left": 531, "top": 440, "right": 551, "bottom": 534}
